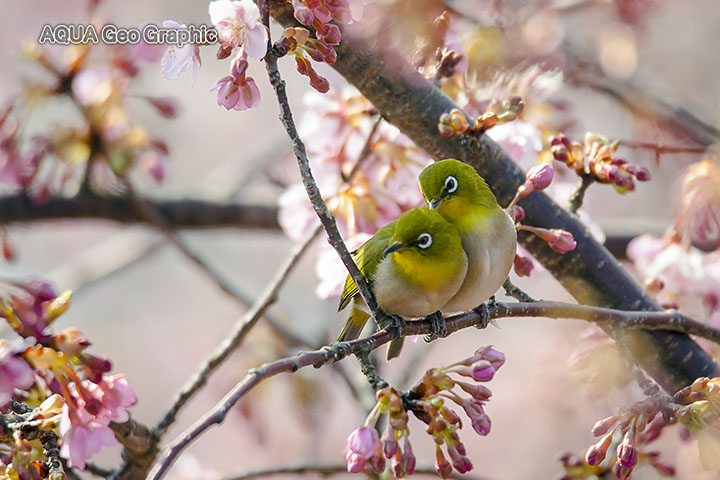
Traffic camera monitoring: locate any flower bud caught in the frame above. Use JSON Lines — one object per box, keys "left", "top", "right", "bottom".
{"left": 435, "top": 446, "right": 453, "bottom": 479}
{"left": 586, "top": 430, "right": 613, "bottom": 466}
{"left": 544, "top": 229, "right": 576, "bottom": 253}
{"left": 624, "top": 165, "right": 651, "bottom": 181}
{"left": 526, "top": 163, "right": 554, "bottom": 190}
{"left": 477, "top": 346, "right": 506, "bottom": 370}
{"left": 509, "top": 205, "right": 525, "bottom": 223}
{"left": 402, "top": 437, "right": 416, "bottom": 474}
{"left": 391, "top": 450, "right": 406, "bottom": 478}
{"left": 457, "top": 381, "right": 492, "bottom": 402}
{"left": 591, "top": 416, "right": 618, "bottom": 437}
{"left": 513, "top": 254, "right": 533, "bottom": 277}
{"left": 616, "top": 433, "right": 637, "bottom": 468}
{"left": 345, "top": 427, "right": 379, "bottom": 473}
{"left": 382, "top": 429, "right": 397, "bottom": 458}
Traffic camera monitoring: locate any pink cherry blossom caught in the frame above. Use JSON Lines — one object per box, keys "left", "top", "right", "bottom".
{"left": 87, "top": 374, "right": 137, "bottom": 423}
{"left": 209, "top": 0, "right": 268, "bottom": 58}
{"left": 486, "top": 120, "right": 543, "bottom": 169}
{"left": 210, "top": 54, "right": 260, "bottom": 111}
{"left": 71, "top": 67, "right": 117, "bottom": 106}
{"left": 345, "top": 426, "right": 379, "bottom": 473}
{"left": 0, "top": 339, "right": 35, "bottom": 407}
{"left": 59, "top": 405, "right": 117, "bottom": 470}
{"left": 160, "top": 21, "right": 202, "bottom": 84}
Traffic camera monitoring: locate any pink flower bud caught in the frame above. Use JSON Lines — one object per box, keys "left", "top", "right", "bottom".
{"left": 435, "top": 447, "right": 453, "bottom": 479}
{"left": 546, "top": 229, "right": 576, "bottom": 253}
{"left": 293, "top": 4, "right": 314, "bottom": 25}
{"left": 509, "top": 205, "right": 525, "bottom": 222}
{"left": 402, "top": 438, "right": 416, "bottom": 474}
{"left": 616, "top": 433, "right": 637, "bottom": 468}
{"left": 513, "top": 254, "right": 533, "bottom": 277}
{"left": 586, "top": 431, "right": 613, "bottom": 466}
{"left": 477, "top": 346, "right": 506, "bottom": 370}
{"left": 382, "top": 430, "right": 397, "bottom": 458}
{"left": 591, "top": 416, "right": 618, "bottom": 436}
{"left": 391, "top": 450, "right": 406, "bottom": 478}
{"left": 449, "top": 450, "right": 473, "bottom": 474}
{"left": 345, "top": 427, "right": 379, "bottom": 473}
{"left": 462, "top": 401, "right": 492, "bottom": 436}
{"left": 624, "top": 164, "right": 651, "bottom": 181}
{"left": 526, "top": 163, "right": 554, "bottom": 190}
{"left": 613, "top": 461, "right": 633, "bottom": 480}
{"left": 457, "top": 381, "right": 492, "bottom": 402}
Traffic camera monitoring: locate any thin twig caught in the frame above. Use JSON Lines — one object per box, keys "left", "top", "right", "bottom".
{"left": 147, "top": 300, "right": 720, "bottom": 480}
{"left": 261, "top": 2, "right": 379, "bottom": 318}
{"left": 502, "top": 278, "right": 536, "bottom": 303}
{"left": 568, "top": 176, "right": 594, "bottom": 213}
{"left": 220, "top": 463, "right": 487, "bottom": 480}
{"left": 120, "top": 177, "right": 263, "bottom": 309}
{"left": 155, "top": 223, "right": 321, "bottom": 437}
{"left": 342, "top": 115, "right": 383, "bottom": 182}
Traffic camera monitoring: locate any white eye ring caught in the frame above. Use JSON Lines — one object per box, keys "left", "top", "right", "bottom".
{"left": 444, "top": 175, "right": 458, "bottom": 193}
{"left": 417, "top": 233, "right": 433, "bottom": 249}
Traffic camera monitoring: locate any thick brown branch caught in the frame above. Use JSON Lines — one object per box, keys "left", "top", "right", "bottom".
{"left": 269, "top": 1, "right": 719, "bottom": 392}
{"left": 109, "top": 418, "right": 159, "bottom": 480}
{"left": 147, "top": 300, "right": 720, "bottom": 479}
{"left": 0, "top": 193, "right": 280, "bottom": 230}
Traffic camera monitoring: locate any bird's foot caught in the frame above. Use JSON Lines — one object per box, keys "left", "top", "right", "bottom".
{"left": 377, "top": 312, "right": 405, "bottom": 338}
{"left": 424, "top": 311, "right": 447, "bottom": 343}
{"left": 473, "top": 300, "right": 493, "bottom": 330}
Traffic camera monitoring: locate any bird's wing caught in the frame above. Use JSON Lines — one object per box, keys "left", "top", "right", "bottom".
{"left": 338, "top": 221, "right": 396, "bottom": 311}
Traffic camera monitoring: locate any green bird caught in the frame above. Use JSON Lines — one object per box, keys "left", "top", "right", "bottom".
{"left": 337, "top": 207, "right": 469, "bottom": 360}
{"left": 419, "top": 159, "right": 517, "bottom": 315}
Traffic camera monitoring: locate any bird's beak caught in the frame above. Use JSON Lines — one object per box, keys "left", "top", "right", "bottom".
{"left": 384, "top": 242, "right": 406, "bottom": 255}
{"left": 429, "top": 192, "right": 447, "bottom": 209}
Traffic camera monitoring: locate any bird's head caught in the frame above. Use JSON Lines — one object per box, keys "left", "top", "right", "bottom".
{"left": 383, "top": 208, "right": 463, "bottom": 269}
{"left": 419, "top": 159, "right": 499, "bottom": 225}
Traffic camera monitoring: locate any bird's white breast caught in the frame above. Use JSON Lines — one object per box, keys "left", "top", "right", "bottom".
{"left": 442, "top": 209, "right": 517, "bottom": 313}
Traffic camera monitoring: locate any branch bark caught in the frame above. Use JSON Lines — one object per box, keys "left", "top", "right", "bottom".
{"left": 268, "top": 1, "right": 719, "bottom": 392}
{"left": 148, "top": 299, "right": 720, "bottom": 480}
{"left": 0, "top": 193, "right": 280, "bottom": 230}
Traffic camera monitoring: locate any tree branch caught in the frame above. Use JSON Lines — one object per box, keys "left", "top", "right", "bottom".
{"left": 147, "top": 300, "right": 720, "bottom": 479}
{"left": 262, "top": 3, "right": 380, "bottom": 317}
{"left": 0, "top": 192, "right": 280, "bottom": 230}
{"left": 154, "top": 224, "right": 321, "bottom": 438}
{"left": 221, "top": 463, "right": 488, "bottom": 480}
{"left": 268, "top": 1, "right": 719, "bottom": 392}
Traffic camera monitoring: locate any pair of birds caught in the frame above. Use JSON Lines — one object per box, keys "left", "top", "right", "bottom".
{"left": 337, "top": 159, "right": 518, "bottom": 359}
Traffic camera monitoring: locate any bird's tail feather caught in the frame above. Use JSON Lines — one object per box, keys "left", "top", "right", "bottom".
{"left": 337, "top": 300, "right": 371, "bottom": 342}
{"left": 386, "top": 337, "right": 405, "bottom": 360}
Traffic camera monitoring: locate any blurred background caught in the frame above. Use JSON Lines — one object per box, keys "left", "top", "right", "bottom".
{"left": 2, "top": 0, "right": 720, "bottom": 478}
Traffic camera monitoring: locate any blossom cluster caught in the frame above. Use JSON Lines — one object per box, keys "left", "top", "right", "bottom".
{"left": 562, "top": 376, "right": 720, "bottom": 479}
{"left": 550, "top": 133, "right": 651, "bottom": 194}
{"left": 287, "top": 0, "right": 367, "bottom": 91}
{"left": 0, "top": 279, "right": 136, "bottom": 474}
{"left": 627, "top": 158, "right": 720, "bottom": 341}
{"left": 0, "top": 29, "right": 175, "bottom": 206}
{"left": 278, "top": 88, "right": 432, "bottom": 298}
{"left": 344, "top": 346, "right": 505, "bottom": 478}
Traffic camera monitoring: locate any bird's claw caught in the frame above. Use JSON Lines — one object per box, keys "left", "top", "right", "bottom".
{"left": 473, "top": 301, "right": 492, "bottom": 329}
{"left": 377, "top": 312, "right": 405, "bottom": 337}
{"left": 424, "top": 311, "right": 447, "bottom": 342}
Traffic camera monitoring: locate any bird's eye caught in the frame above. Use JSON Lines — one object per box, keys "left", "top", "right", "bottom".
{"left": 444, "top": 175, "right": 458, "bottom": 193}
{"left": 417, "top": 233, "right": 433, "bottom": 249}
